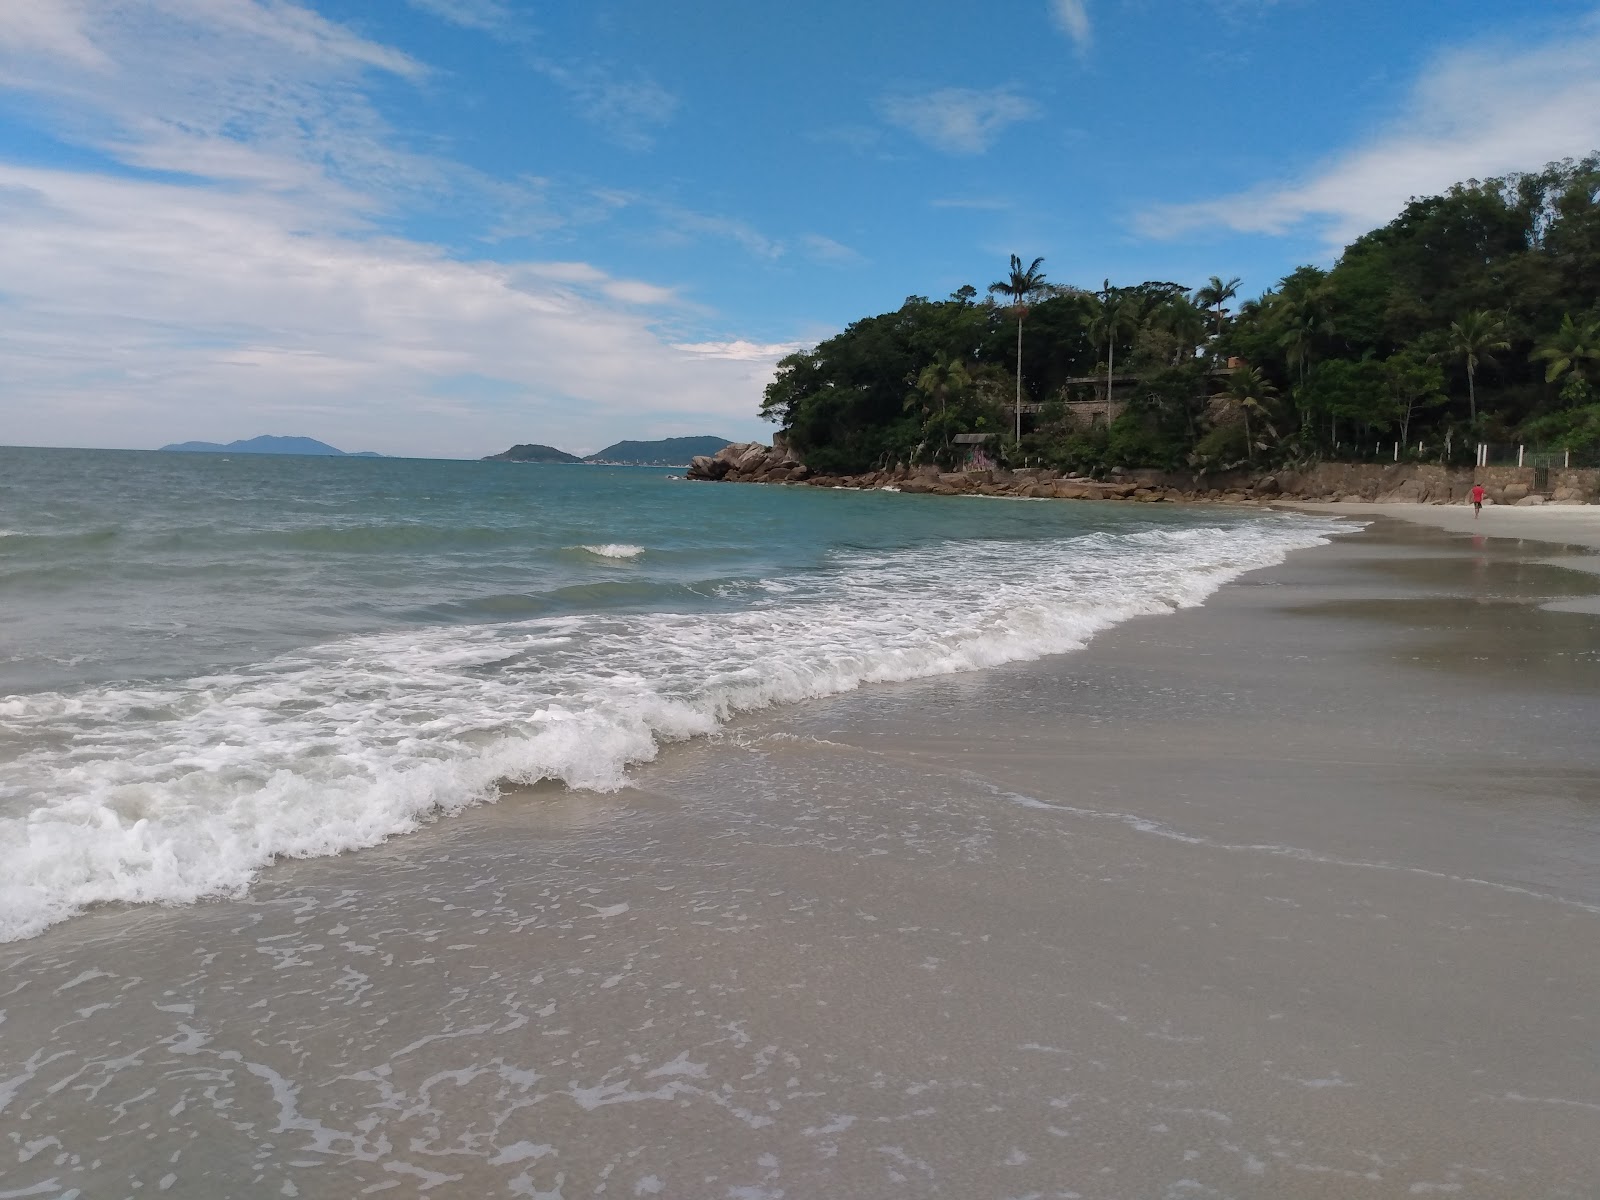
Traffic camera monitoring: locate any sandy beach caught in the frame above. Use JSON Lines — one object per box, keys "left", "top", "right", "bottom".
{"left": 3, "top": 514, "right": 1598, "bottom": 1199}
{"left": 1284, "top": 500, "right": 1600, "bottom": 553}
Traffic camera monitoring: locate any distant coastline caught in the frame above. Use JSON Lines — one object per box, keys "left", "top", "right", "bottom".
{"left": 160, "top": 435, "right": 381, "bottom": 457}
{"left": 484, "top": 435, "right": 731, "bottom": 467}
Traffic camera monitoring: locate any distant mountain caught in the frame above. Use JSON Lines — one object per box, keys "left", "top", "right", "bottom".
{"left": 482, "top": 443, "right": 584, "bottom": 464}
{"left": 584, "top": 436, "right": 732, "bottom": 465}
{"left": 160, "top": 435, "right": 381, "bottom": 457}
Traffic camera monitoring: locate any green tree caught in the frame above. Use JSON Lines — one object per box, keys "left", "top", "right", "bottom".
{"left": 1446, "top": 311, "right": 1509, "bottom": 426}
{"left": 1194, "top": 275, "right": 1241, "bottom": 337}
{"left": 1384, "top": 348, "right": 1448, "bottom": 447}
{"left": 1151, "top": 294, "right": 1208, "bottom": 364}
{"left": 987, "top": 255, "right": 1049, "bottom": 443}
{"left": 1530, "top": 313, "right": 1600, "bottom": 384}
{"left": 1276, "top": 277, "right": 1336, "bottom": 387}
{"left": 911, "top": 352, "right": 971, "bottom": 457}
{"left": 1217, "top": 365, "right": 1279, "bottom": 459}
{"left": 1090, "top": 284, "right": 1141, "bottom": 414}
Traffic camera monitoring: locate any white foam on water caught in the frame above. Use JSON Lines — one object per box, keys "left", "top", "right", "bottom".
{"left": 577, "top": 543, "right": 645, "bottom": 559}
{"left": 0, "top": 517, "right": 1343, "bottom": 941}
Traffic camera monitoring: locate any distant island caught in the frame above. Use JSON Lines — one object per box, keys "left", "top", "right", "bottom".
{"left": 483, "top": 443, "right": 585, "bottom": 464}
{"left": 160, "top": 435, "right": 382, "bottom": 457}
{"left": 585, "top": 436, "right": 732, "bottom": 465}
{"left": 484, "top": 436, "right": 732, "bottom": 466}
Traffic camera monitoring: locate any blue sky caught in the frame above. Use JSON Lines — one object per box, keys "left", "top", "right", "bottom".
{"left": 1, "top": 0, "right": 1598, "bottom": 456}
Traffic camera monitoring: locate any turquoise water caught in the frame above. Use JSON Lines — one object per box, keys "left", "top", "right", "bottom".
{"left": 0, "top": 447, "right": 1342, "bottom": 939}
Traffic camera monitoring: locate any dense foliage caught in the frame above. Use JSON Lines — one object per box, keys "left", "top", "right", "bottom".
{"left": 760, "top": 155, "right": 1600, "bottom": 475}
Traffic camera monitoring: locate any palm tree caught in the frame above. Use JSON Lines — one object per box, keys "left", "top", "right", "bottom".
{"left": 1194, "top": 275, "right": 1241, "bottom": 337}
{"left": 1217, "top": 366, "right": 1279, "bottom": 460}
{"left": 1531, "top": 313, "right": 1600, "bottom": 383}
{"left": 1446, "top": 311, "right": 1509, "bottom": 426}
{"left": 1277, "top": 287, "right": 1335, "bottom": 386}
{"left": 988, "top": 254, "right": 1048, "bottom": 443}
{"left": 1154, "top": 295, "right": 1208, "bottom": 364}
{"left": 913, "top": 352, "right": 970, "bottom": 455}
{"left": 1090, "top": 283, "right": 1140, "bottom": 410}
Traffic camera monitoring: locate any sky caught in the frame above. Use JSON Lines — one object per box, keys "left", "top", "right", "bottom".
{"left": 2, "top": 1, "right": 1599, "bottom": 457}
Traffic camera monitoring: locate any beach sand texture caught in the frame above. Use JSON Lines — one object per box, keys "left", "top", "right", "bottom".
{"left": 2, "top": 518, "right": 1597, "bottom": 1199}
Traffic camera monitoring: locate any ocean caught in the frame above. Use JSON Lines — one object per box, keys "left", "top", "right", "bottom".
{"left": 0, "top": 446, "right": 1341, "bottom": 942}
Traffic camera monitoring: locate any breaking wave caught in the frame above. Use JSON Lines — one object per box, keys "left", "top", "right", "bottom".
{"left": 0, "top": 518, "right": 1341, "bottom": 941}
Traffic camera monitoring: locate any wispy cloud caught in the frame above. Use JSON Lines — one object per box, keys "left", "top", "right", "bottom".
{"left": 674, "top": 340, "right": 808, "bottom": 362}
{"left": 0, "top": 1, "right": 786, "bottom": 455}
{"left": 1135, "top": 14, "right": 1600, "bottom": 249}
{"left": 404, "top": 0, "right": 513, "bottom": 32}
{"left": 536, "top": 60, "right": 679, "bottom": 150}
{"left": 1049, "top": 0, "right": 1091, "bottom": 50}
{"left": 0, "top": 1, "right": 109, "bottom": 67}
{"left": 516, "top": 261, "right": 681, "bottom": 306}
{"left": 801, "top": 233, "right": 863, "bottom": 266}
{"left": 0, "top": 0, "right": 430, "bottom": 209}
{"left": 879, "top": 87, "right": 1039, "bottom": 155}
{"left": 649, "top": 202, "right": 785, "bottom": 259}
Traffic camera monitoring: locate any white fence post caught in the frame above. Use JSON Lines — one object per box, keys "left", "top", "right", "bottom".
{"left": 1393, "top": 442, "right": 1399, "bottom": 462}
{"left": 1517, "top": 445, "right": 1524, "bottom": 468}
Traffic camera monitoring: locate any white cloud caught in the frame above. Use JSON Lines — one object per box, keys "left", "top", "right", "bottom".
{"left": 0, "top": 163, "right": 780, "bottom": 455}
{"left": 405, "top": 0, "right": 512, "bottom": 32}
{"left": 649, "top": 202, "right": 785, "bottom": 259}
{"left": 1050, "top": 0, "right": 1091, "bottom": 50}
{"left": 879, "top": 87, "right": 1039, "bottom": 155}
{"left": 0, "top": 0, "right": 108, "bottom": 67}
{"left": 0, "top": 1, "right": 786, "bottom": 455}
{"left": 537, "top": 60, "right": 679, "bottom": 150}
{"left": 674, "top": 340, "right": 808, "bottom": 362}
{"left": 801, "top": 233, "right": 863, "bottom": 265}
{"left": 1136, "top": 15, "right": 1600, "bottom": 249}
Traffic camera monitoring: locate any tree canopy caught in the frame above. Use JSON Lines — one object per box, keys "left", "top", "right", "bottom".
{"left": 761, "top": 155, "right": 1600, "bottom": 475}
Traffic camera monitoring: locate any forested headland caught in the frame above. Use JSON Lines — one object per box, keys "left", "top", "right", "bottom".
{"left": 759, "top": 156, "right": 1600, "bottom": 476}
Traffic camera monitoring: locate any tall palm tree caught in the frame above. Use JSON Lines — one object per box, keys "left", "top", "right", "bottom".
{"left": 1446, "top": 311, "right": 1509, "bottom": 426}
{"left": 1090, "top": 283, "right": 1140, "bottom": 410}
{"left": 988, "top": 254, "right": 1048, "bottom": 443}
{"left": 1531, "top": 313, "right": 1600, "bottom": 383}
{"left": 1217, "top": 366, "right": 1279, "bottom": 460}
{"left": 1194, "top": 275, "right": 1242, "bottom": 337}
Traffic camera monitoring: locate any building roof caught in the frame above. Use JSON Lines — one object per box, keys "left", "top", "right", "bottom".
{"left": 951, "top": 432, "right": 996, "bottom": 444}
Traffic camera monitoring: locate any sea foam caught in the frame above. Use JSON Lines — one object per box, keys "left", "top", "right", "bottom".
{"left": 0, "top": 518, "right": 1341, "bottom": 941}
{"left": 577, "top": 543, "right": 646, "bottom": 559}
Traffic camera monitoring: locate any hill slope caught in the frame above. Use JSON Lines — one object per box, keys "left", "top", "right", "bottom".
{"left": 482, "top": 443, "right": 584, "bottom": 463}
{"left": 585, "top": 436, "right": 732, "bottom": 464}
{"left": 159, "top": 435, "right": 380, "bottom": 456}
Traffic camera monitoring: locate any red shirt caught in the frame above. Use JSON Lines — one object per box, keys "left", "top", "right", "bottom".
{"left": 1471, "top": 485, "right": 1485, "bottom": 502}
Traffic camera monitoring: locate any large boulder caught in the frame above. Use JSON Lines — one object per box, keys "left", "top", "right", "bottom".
{"left": 687, "top": 454, "right": 728, "bottom": 480}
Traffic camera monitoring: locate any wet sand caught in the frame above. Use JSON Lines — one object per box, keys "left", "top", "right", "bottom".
{"left": 3, "top": 518, "right": 1599, "bottom": 1199}
{"left": 1284, "top": 500, "right": 1600, "bottom": 553}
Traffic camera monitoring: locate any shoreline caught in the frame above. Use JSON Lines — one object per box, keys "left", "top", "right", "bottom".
{"left": 1281, "top": 499, "right": 1600, "bottom": 553}
{"left": 690, "top": 439, "right": 1600, "bottom": 508}
{"left": 2, "top": 517, "right": 1598, "bottom": 1197}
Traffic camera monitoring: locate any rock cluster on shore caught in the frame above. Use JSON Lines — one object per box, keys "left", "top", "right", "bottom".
{"left": 688, "top": 441, "right": 1600, "bottom": 505}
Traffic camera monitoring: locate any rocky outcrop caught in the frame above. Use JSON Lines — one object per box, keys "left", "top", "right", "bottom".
{"left": 687, "top": 433, "right": 810, "bottom": 484}
{"left": 688, "top": 442, "right": 1600, "bottom": 506}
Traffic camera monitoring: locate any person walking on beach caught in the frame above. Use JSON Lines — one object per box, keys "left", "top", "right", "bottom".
{"left": 1471, "top": 483, "right": 1485, "bottom": 518}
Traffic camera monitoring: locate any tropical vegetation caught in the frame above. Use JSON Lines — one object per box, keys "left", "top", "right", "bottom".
{"left": 759, "top": 154, "right": 1600, "bottom": 476}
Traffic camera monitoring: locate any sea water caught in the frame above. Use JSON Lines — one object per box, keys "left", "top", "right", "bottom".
{"left": 0, "top": 446, "right": 1342, "bottom": 941}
